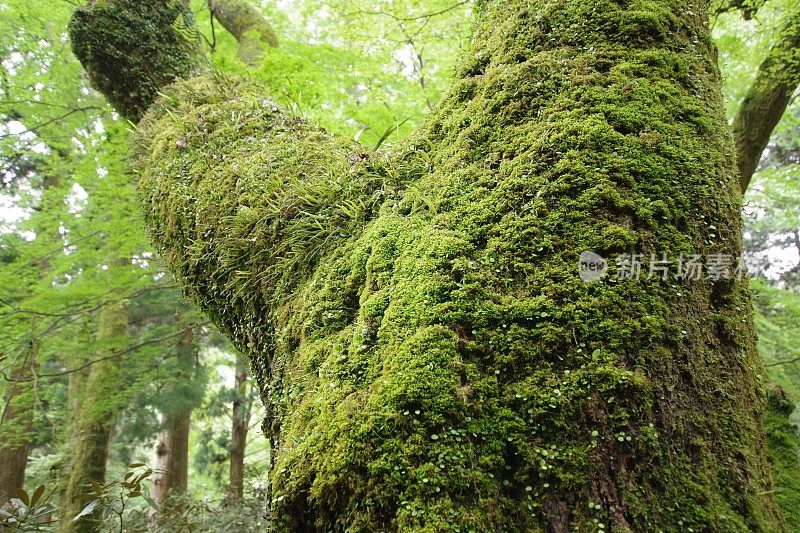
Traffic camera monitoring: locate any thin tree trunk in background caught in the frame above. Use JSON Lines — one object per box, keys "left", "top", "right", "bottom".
{"left": 1, "top": 170, "right": 63, "bottom": 507}
{"left": 60, "top": 301, "right": 128, "bottom": 533}
{"left": 151, "top": 334, "right": 197, "bottom": 515}
{"left": 228, "top": 352, "right": 250, "bottom": 501}
{"left": 152, "top": 414, "right": 190, "bottom": 502}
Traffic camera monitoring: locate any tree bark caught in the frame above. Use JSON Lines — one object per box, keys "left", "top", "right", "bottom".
{"left": 733, "top": 5, "right": 800, "bottom": 192}
{"left": 209, "top": 0, "right": 278, "bottom": 66}
{"left": 70, "top": 0, "right": 787, "bottom": 530}
{"left": 228, "top": 352, "right": 251, "bottom": 500}
{"left": 60, "top": 301, "right": 128, "bottom": 533}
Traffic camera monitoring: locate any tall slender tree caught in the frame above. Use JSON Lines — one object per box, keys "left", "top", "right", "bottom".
{"left": 68, "top": 0, "right": 794, "bottom": 529}
{"left": 61, "top": 300, "right": 129, "bottom": 533}
{"left": 0, "top": 339, "right": 35, "bottom": 506}
{"left": 1, "top": 165, "right": 64, "bottom": 506}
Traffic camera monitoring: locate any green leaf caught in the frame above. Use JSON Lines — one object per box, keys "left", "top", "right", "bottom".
{"left": 15, "top": 488, "right": 29, "bottom": 507}
{"left": 141, "top": 493, "right": 158, "bottom": 511}
{"left": 73, "top": 500, "right": 99, "bottom": 521}
{"left": 373, "top": 117, "right": 411, "bottom": 151}
{"left": 30, "top": 484, "right": 46, "bottom": 507}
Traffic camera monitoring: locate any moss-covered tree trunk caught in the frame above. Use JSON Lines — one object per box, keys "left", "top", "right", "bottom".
{"left": 69, "top": 0, "right": 787, "bottom": 530}
{"left": 60, "top": 301, "right": 128, "bottom": 533}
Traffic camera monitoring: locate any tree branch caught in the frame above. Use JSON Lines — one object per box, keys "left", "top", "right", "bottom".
{"left": 0, "top": 323, "right": 208, "bottom": 382}
{"left": 733, "top": 5, "right": 800, "bottom": 191}
{"left": 764, "top": 356, "right": 800, "bottom": 367}
{"left": 0, "top": 107, "right": 103, "bottom": 139}
{"left": 208, "top": 0, "right": 278, "bottom": 66}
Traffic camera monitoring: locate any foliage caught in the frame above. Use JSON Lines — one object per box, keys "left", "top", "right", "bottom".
{"left": 71, "top": 464, "right": 158, "bottom": 532}
{"left": 121, "top": 487, "right": 269, "bottom": 533}
{"left": 191, "top": 0, "right": 471, "bottom": 147}
{"left": 0, "top": 485, "right": 56, "bottom": 532}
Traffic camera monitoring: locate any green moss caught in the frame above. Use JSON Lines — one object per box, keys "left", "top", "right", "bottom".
{"left": 125, "top": 0, "right": 784, "bottom": 530}
{"left": 68, "top": 0, "right": 208, "bottom": 123}
{"left": 765, "top": 387, "right": 800, "bottom": 532}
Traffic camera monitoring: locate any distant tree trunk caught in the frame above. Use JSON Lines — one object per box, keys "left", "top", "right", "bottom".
{"left": 228, "top": 352, "right": 251, "bottom": 500}
{"left": 0, "top": 348, "right": 34, "bottom": 506}
{"left": 69, "top": 0, "right": 789, "bottom": 530}
{"left": 151, "top": 334, "right": 197, "bottom": 514}
{"left": 733, "top": 5, "right": 800, "bottom": 191}
{"left": 60, "top": 301, "right": 128, "bottom": 533}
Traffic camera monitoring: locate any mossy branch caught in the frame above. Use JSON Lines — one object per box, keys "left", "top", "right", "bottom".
{"left": 733, "top": 5, "right": 800, "bottom": 191}
{"left": 131, "top": 75, "right": 414, "bottom": 368}
{"left": 711, "top": 0, "right": 768, "bottom": 19}
{"left": 68, "top": 0, "right": 209, "bottom": 123}
{"left": 208, "top": 0, "right": 278, "bottom": 66}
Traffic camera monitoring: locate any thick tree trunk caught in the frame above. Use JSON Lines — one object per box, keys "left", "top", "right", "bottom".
{"left": 228, "top": 352, "right": 251, "bottom": 500}
{"left": 0, "top": 351, "right": 34, "bottom": 506}
{"left": 209, "top": 0, "right": 278, "bottom": 66}
{"left": 60, "top": 302, "right": 128, "bottom": 533}
{"left": 70, "top": 0, "right": 787, "bottom": 530}
{"left": 733, "top": 5, "right": 800, "bottom": 191}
